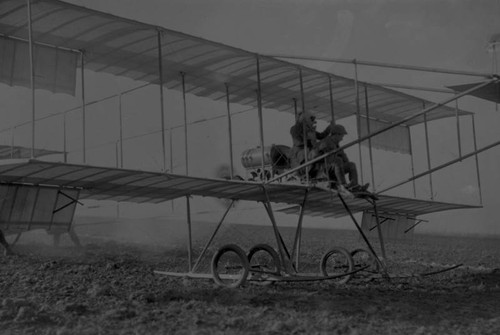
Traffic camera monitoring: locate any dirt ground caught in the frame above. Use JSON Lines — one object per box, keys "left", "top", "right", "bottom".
{"left": 1, "top": 221, "right": 500, "bottom": 334}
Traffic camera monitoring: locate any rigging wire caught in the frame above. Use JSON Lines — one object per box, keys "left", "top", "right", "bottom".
{"left": 0, "top": 81, "right": 257, "bottom": 156}
{"left": 63, "top": 105, "right": 257, "bottom": 155}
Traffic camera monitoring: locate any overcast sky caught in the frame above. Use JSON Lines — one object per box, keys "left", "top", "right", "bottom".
{"left": 27, "top": 0, "right": 500, "bottom": 235}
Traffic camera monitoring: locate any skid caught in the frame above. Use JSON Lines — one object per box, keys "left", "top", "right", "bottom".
{"left": 154, "top": 182, "right": 390, "bottom": 287}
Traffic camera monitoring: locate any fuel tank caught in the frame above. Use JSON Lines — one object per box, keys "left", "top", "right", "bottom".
{"left": 241, "top": 145, "right": 291, "bottom": 169}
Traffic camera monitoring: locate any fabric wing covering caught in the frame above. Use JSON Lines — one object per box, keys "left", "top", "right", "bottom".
{"left": 0, "top": 35, "right": 78, "bottom": 95}
{"left": 0, "top": 159, "right": 480, "bottom": 218}
{"left": 448, "top": 81, "right": 500, "bottom": 104}
{"left": 0, "top": 0, "right": 471, "bottom": 127}
{"left": 359, "top": 119, "right": 411, "bottom": 154}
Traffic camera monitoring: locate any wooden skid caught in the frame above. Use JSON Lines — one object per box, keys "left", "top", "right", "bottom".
{"left": 154, "top": 271, "right": 216, "bottom": 280}
{"left": 154, "top": 266, "right": 369, "bottom": 282}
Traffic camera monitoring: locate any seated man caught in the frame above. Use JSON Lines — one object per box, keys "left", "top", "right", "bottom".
{"left": 289, "top": 112, "right": 322, "bottom": 177}
{"left": 317, "top": 123, "right": 368, "bottom": 192}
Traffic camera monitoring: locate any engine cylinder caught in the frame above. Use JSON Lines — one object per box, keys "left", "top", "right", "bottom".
{"left": 241, "top": 145, "right": 290, "bottom": 169}
{"left": 241, "top": 146, "right": 272, "bottom": 169}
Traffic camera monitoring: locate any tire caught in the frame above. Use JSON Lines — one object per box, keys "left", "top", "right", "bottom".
{"left": 247, "top": 244, "right": 281, "bottom": 285}
{"left": 320, "top": 247, "right": 354, "bottom": 284}
{"left": 351, "top": 248, "right": 380, "bottom": 274}
{"left": 211, "top": 244, "right": 249, "bottom": 288}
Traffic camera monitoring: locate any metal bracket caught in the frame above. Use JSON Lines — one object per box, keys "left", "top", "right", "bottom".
{"left": 369, "top": 215, "right": 395, "bottom": 231}
{"left": 53, "top": 190, "right": 82, "bottom": 214}
{"left": 404, "top": 218, "right": 428, "bottom": 234}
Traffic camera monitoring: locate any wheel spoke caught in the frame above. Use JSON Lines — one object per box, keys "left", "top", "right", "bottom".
{"left": 211, "top": 244, "right": 249, "bottom": 288}
{"left": 320, "top": 247, "right": 354, "bottom": 284}
{"left": 247, "top": 244, "right": 281, "bottom": 285}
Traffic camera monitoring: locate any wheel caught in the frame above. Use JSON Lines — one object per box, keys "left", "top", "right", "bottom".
{"left": 211, "top": 244, "right": 249, "bottom": 288}
{"left": 320, "top": 247, "right": 354, "bottom": 284}
{"left": 351, "top": 248, "right": 380, "bottom": 275}
{"left": 247, "top": 244, "right": 281, "bottom": 285}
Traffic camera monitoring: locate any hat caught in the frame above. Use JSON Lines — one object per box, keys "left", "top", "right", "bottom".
{"left": 331, "top": 124, "right": 347, "bottom": 135}
{"left": 298, "top": 112, "right": 316, "bottom": 123}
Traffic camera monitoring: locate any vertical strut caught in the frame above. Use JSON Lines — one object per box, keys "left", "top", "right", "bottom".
{"left": 225, "top": 84, "right": 234, "bottom": 179}
{"left": 186, "top": 196, "right": 193, "bottom": 272}
{"left": 180, "top": 71, "right": 192, "bottom": 270}
{"left": 115, "top": 141, "right": 119, "bottom": 167}
{"left": 471, "top": 115, "right": 483, "bottom": 205}
{"left": 423, "top": 108, "right": 434, "bottom": 200}
{"left": 10, "top": 126, "right": 14, "bottom": 159}
{"left": 181, "top": 72, "right": 189, "bottom": 174}
{"left": 408, "top": 126, "right": 417, "bottom": 198}
{"left": 169, "top": 129, "right": 174, "bottom": 174}
{"left": 455, "top": 99, "right": 462, "bottom": 159}
{"left": 118, "top": 94, "right": 124, "bottom": 168}
{"left": 63, "top": 114, "right": 67, "bottom": 163}
{"left": 80, "top": 52, "right": 86, "bottom": 164}
{"left": 291, "top": 189, "right": 309, "bottom": 271}
{"left": 256, "top": 56, "right": 266, "bottom": 180}
{"left": 328, "top": 76, "right": 335, "bottom": 122}
{"left": 371, "top": 201, "right": 387, "bottom": 261}
{"left": 353, "top": 60, "right": 364, "bottom": 185}
{"left": 157, "top": 29, "right": 167, "bottom": 171}
{"left": 261, "top": 186, "right": 294, "bottom": 273}
{"left": 27, "top": 0, "right": 35, "bottom": 159}
{"left": 293, "top": 98, "right": 298, "bottom": 120}
{"left": 298, "top": 68, "right": 309, "bottom": 182}
{"left": 364, "top": 85, "right": 375, "bottom": 192}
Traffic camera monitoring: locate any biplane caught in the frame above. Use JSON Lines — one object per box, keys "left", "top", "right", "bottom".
{"left": 0, "top": 0, "right": 499, "bottom": 287}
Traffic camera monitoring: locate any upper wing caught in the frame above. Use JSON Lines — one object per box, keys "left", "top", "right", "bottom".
{"left": 0, "top": 0, "right": 470, "bottom": 126}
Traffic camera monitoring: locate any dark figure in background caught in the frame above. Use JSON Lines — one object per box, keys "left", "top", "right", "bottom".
{"left": 0, "top": 229, "right": 14, "bottom": 256}
{"left": 0, "top": 228, "right": 81, "bottom": 256}
{"left": 317, "top": 123, "right": 368, "bottom": 192}
{"left": 50, "top": 229, "right": 82, "bottom": 248}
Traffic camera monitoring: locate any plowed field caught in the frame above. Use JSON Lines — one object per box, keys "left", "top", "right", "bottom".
{"left": 1, "top": 220, "right": 499, "bottom": 334}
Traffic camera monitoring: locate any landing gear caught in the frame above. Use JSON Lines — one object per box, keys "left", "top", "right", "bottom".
{"left": 320, "top": 247, "right": 354, "bottom": 284}
{"left": 247, "top": 244, "right": 281, "bottom": 285}
{"left": 351, "top": 248, "right": 380, "bottom": 276}
{"left": 211, "top": 244, "right": 249, "bottom": 288}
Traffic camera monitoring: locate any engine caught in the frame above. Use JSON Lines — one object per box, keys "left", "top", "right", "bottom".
{"left": 241, "top": 144, "right": 291, "bottom": 181}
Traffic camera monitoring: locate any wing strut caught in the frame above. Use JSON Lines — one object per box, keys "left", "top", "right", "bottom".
{"left": 186, "top": 196, "right": 193, "bottom": 272}
{"left": 368, "top": 216, "right": 395, "bottom": 231}
{"left": 191, "top": 199, "right": 236, "bottom": 273}
{"left": 404, "top": 218, "right": 428, "bottom": 234}
{"left": 337, "top": 193, "right": 388, "bottom": 278}
{"left": 291, "top": 189, "right": 309, "bottom": 272}
{"left": 370, "top": 199, "right": 387, "bottom": 261}
{"left": 261, "top": 186, "right": 296, "bottom": 274}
